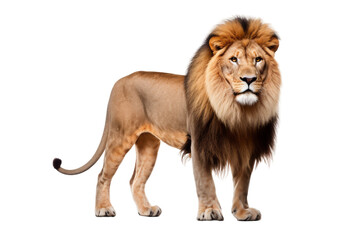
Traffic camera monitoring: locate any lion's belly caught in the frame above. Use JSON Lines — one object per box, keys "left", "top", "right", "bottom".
{"left": 143, "top": 99, "right": 188, "bottom": 149}
{"left": 151, "top": 128, "right": 187, "bottom": 149}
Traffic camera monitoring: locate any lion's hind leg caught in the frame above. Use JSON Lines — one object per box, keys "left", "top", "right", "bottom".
{"left": 95, "top": 133, "right": 137, "bottom": 217}
{"left": 130, "top": 133, "right": 162, "bottom": 217}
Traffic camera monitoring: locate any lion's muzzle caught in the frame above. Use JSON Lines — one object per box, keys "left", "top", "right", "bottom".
{"left": 233, "top": 77, "right": 259, "bottom": 105}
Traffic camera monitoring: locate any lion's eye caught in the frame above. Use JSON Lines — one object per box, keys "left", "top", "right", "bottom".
{"left": 255, "top": 57, "right": 263, "bottom": 63}
{"left": 230, "top": 57, "right": 238, "bottom": 63}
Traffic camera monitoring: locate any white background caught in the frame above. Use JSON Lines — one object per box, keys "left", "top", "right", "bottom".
{"left": 1, "top": 0, "right": 359, "bottom": 239}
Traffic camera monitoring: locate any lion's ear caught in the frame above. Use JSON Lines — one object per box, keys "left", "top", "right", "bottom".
{"left": 264, "top": 35, "right": 279, "bottom": 57}
{"left": 209, "top": 36, "right": 226, "bottom": 54}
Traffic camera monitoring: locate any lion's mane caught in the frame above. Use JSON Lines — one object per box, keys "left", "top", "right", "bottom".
{"left": 181, "top": 17, "right": 281, "bottom": 174}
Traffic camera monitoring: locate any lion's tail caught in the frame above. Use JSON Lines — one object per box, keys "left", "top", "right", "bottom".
{"left": 52, "top": 110, "right": 109, "bottom": 175}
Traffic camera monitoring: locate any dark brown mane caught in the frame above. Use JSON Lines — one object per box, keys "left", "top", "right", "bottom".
{"left": 183, "top": 112, "right": 278, "bottom": 173}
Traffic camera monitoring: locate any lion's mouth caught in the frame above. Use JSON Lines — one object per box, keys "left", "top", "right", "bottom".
{"left": 233, "top": 89, "right": 257, "bottom": 96}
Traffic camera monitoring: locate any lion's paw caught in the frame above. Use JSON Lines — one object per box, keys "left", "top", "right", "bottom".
{"left": 197, "top": 208, "right": 224, "bottom": 221}
{"left": 138, "top": 205, "right": 162, "bottom": 217}
{"left": 232, "top": 207, "right": 261, "bottom": 221}
{"left": 95, "top": 206, "right": 116, "bottom": 217}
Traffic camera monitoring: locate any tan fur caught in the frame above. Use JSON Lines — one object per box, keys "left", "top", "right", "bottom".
{"left": 94, "top": 72, "right": 188, "bottom": 217}
{"left": 54, "top": 17, "right": 280, "bottom": 221}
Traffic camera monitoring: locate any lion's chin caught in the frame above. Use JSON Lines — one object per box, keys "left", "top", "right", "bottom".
{"left": 235, "top": 92, "right": 258, "bottom": 106}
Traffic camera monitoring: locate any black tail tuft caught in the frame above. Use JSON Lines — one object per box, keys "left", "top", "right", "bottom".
{"left": 53, "top": 158, "right": 62, "bottom": 170}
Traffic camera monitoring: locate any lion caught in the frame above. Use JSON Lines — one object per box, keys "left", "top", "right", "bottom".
{"left": 53, "top": 17, "right": 281, "bottom": 221}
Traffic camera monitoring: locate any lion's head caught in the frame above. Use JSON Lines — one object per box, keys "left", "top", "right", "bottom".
{"left": 186, "top": 17, "right": 281, "bottom": 129}
{"left": 210, "top": 40, "right": 271, "bottom": 105}
{"left": 183, "top": 17, "right": 281, "bottom": 172}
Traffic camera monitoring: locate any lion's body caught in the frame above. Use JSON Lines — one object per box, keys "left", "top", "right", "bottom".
{"left": 107, "top": 71, "right": 188, "bottom": 149}
{"left": 54, "top": 17, "right": 281, "bottom": 221}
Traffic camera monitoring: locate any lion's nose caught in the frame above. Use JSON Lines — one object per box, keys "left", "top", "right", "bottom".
{"left": 240, "top": 76, "right": 257, "bottom": 84}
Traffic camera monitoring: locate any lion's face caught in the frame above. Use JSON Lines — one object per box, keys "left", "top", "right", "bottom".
{"left": 204, "top": 35, "right": 280, "bottom": 128}
{"left": 192, "top": 18, "right": 280, "bottom": 128}
{"left": 219, "top": 40, "right": 267, "bottom": 106}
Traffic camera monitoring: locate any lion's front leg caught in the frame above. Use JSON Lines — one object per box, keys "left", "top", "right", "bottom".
{"left": 231, "top": 160, "right": 261, "bottom": 221}
{"left": 192, "top": 149, "right": 223, "bottom": 221}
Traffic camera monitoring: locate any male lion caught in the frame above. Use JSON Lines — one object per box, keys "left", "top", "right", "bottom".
{"left": 53, "top": 17, "right": 281, "bottom": 221}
